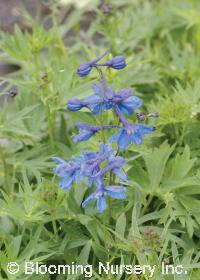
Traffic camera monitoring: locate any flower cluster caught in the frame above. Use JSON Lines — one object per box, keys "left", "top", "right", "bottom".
{"left": 53, "top": 143, "right": 127, "bottom": 212}
{"left": 53, "top": 50, "right": 157, "bottom": 212}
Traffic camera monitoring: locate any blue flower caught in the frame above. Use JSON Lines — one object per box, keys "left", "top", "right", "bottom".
{"left": 54, "top": 50, "right": 158, "bottom": 213}
{"left": 69, "top": 82, "right": 141, "bottom": 116}
{"left": 82, "top": 178, "right": 127, "bottom": 212}
{"left": 73, "top": 122, "right": 122, "bottom": 143}
{"left": 114, "top": 89, "right": 142, "bottom": 115}
{"left": 67, "top": 94, "right": 102, "bottom": 112}
{"left": 67, "top": 78, "right": 142, "bottom": 116}
{"left": 82, "top": 143, "right": 114, "bottom": 175}
{"left": 108, "top": 156, "right": 128, "bottom": 182}
{"left": 53, "top": 143, "right": 128, "bottom": 195}
{"left": 87, "top": 82, "right": 115, "bottom": 113}
{"left": 97, "top": 86, "right": 142, "bottom": 115}
{"left": 80, "top": 143, "right": 128, "bottom": 187}
{"left": 93, "top": 155, "right": 128, "bottom": 182}
{"left": 110, "top": 123, "right": 155, "bottom": 151}
{"left": 78, "top": 143, "right": 114, "bottom": 186}
{"left": 91, "top": 83, "right": 142, "bottom": 115}
{"left": 73, "top": 122, "right": 101, "bottom": 143}
{"left": 97, "top": 142, "right": 114, "bottom": 159}
{"left": 53, "top": 157, "right": 83, "bottom": 190}
{"left": 82, "top": 187, "right": 106, "bottom": 212}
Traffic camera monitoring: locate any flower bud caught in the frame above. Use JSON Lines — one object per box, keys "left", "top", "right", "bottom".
{"left": 148, "top": 112, "right": 159, "bottom": 118}
{"left": 109, "top": 56, "right": 126, "bottom": 69}
{"left": 67, "top": 99, "right": 84, "bottom": 111}
{"left": 136, "top": 112, "right": 146, "bottom": 121}
{"left": 77, "top": 63, "right": 92, "bottom": 77}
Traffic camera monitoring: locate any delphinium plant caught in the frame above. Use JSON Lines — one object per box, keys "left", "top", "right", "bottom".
{"left": 53, "top": 50, "right": 158, "bottom": 212}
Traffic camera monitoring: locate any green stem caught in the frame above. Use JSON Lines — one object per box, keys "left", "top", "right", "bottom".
{"left": 107, "top": 172, "right": 113, "bottom": 223}
{"left": 99, "top": 112, "right": 106, "bottom": 142}
{"left": 0, "top": 145, "right": 9, "bottom": 190}
{"left": 46, "top": 104, "right": 55, "bottom": 153}
{"left": 142, "top": 194, "right": 153, "bottom": 215}
{"left": 51, "top": 208, "right": 58, "bottom": 240}
{"left": 96, "top": 67, "right": 106, "bottom": 142}
{"left": 11, "top": 164, "right": 17, "bottom": 196}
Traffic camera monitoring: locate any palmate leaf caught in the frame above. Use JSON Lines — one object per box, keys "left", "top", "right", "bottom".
{"left": 0, "top": 192, "right": 46, "bottom": 224}
{"left": 164, "top": 145, "right": 196, "bottom": 182}
{"left": 148, "top": 80, "right": 200, "bottom": 126}
{"left": 108, "top": 215, "right": 189, "bottom": 274}
{"left": 143, "top": 141, "right": 175, "bottom": 192}
{"left": 6, "top": 146, "right": 53, "bottom": 183}
{"left": 176, "top": 8, "right": 200, "bottom": 29}
{"left": 129, "top": 142, "right": 200, "bottom": 238}
{"left": 130, "top": 142, "right": 198, "bottom": 195}
{"left": 1, "top": 223, "right": 57, "bottom": 279}
{"left": 0, "top": 102, "right": 42, "bottom": 158}
{"left": 1, "top": 25, "right": 55, "bottom": 62}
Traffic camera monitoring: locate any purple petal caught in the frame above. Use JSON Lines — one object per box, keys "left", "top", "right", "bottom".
{"left": 118, "top": 96, "right": 143, "bottom": 115}
{"left": 98, "top": 143, "right": 114, "bottom": 158}
{"left": 113, "top": 168, "right": 128, "bottom": 182}
{"left": 109, "top": 130, "right": 122, "bottom": 144}
{"left": 74, "top": 169, "right": 83, "bottom": 183}
{"left": 84, "top": 95, "right": 102, "bottom": 105}
{"left": 52, "top": 157, "right": 66, "bottom": 164}
{"left": 91, "top": 104, "right": 101, "bottom": 115}
{"left": 118, "top": 129, "right": 131, "bottom": 152}
{"left": 105, "top": 88, "right": 115, "bottom": 100}
{"left": 104, "top": 186, "right": 127, "bottom": 199}
{"left": 75, "top": 122, "right": 91, "bottom": 129}
{"left": 60, "top": 177, "right": 73, "bottom": 190}
{"left": 92, "top": 82, "right": 103, "bottom": 96}
{"left": 116, "top": 88, "right": 132, "bottom": 99}
{"left": 88, "top": 177, "right": 94, "bottom": 188}
{"left": 73, "top": 130, "right": 94, "bottom": 143}
{"left": 68, "top": 98, "right": 90, "bottom": 111}
{"left": 110, "top": 56, "right": 126, "bottom": 69}
{"left": 97, "top": 196, "right": 107, "bottom": 212}
{"left": 136, "top": 124, "right": 154, "bottom": 134}
{"left": 82, "top": 193, "right": 95, "bottom": 208}
{"left": 109, "top": 156, "right": 126, "bottom": 168}
{"left": 54, "top": 163, "right": 72, "bottom": 177}
{"left": 132, "top": 133, "right": 143, "bottom": 144}
{"left": 77, "top": 63, "right": 92, "bottom": 77}
{"left": 132, "top": 124, "right": 154, "bottom": 145}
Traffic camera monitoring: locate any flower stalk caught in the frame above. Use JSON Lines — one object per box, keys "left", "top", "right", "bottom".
{"left": 53, "top": 49, "right": 157, "bottom": 213}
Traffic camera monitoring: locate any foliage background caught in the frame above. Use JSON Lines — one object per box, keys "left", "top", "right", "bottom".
{"left": 0, "top": 0, "right": 200, "bottom": 279}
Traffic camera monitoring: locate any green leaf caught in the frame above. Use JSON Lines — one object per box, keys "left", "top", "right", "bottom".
{"left": 115, "top": 213, "right": 126, "bottom": 239}
{"left": 77, "top": 240, "right": 92, "bottom": 265}
{"left": 143, "top": 141, "right": 175, "bottom": 192}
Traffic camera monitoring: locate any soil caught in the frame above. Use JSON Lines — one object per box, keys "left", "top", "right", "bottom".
{"left": 0, "top": 0, "right": 43, "bottom": 32}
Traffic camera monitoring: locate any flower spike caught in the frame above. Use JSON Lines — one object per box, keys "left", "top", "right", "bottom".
{"left": 54, "top": 51, "right": 157, "bottom": 212}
